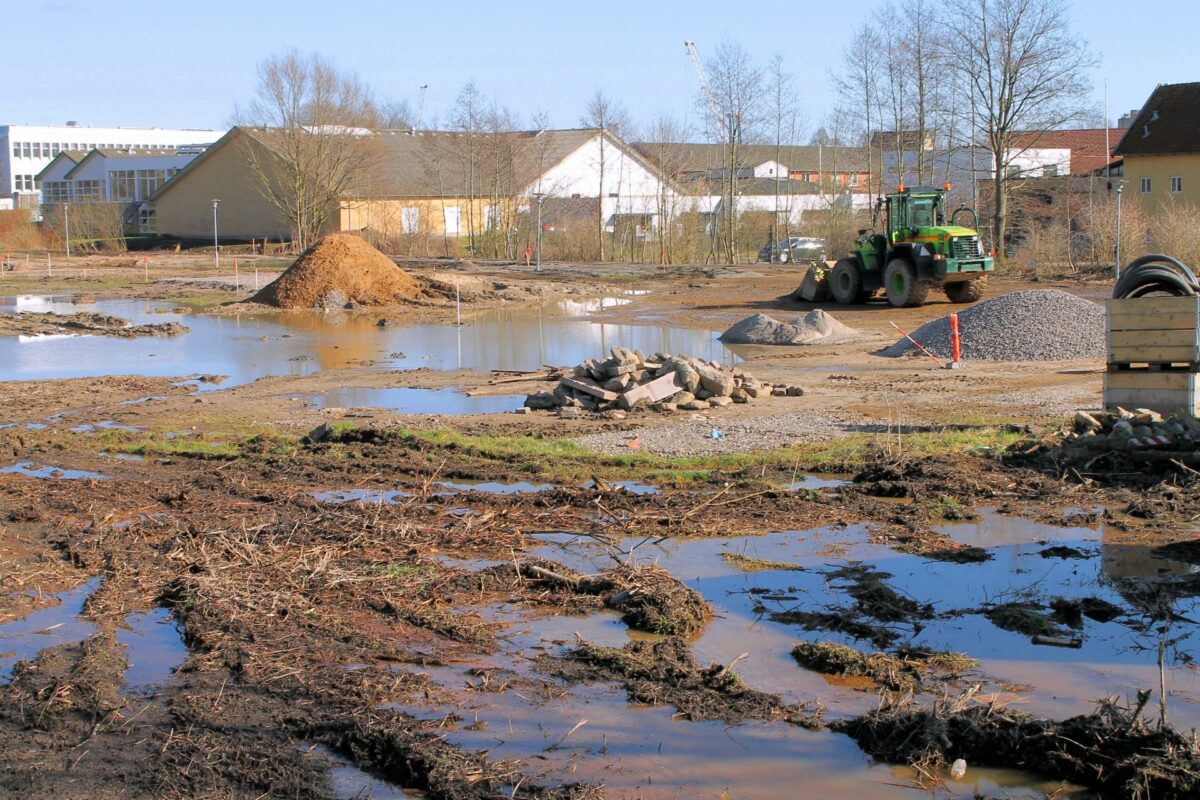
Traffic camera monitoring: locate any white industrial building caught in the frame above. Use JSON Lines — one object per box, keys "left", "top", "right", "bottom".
{"left": 1, "top": 123, "right": 222, "bottom": 209}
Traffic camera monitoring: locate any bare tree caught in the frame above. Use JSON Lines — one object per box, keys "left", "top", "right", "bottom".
{"left": 380, "top": 99, "right": 416, "bottom": 130}
{"left": 767, "top": 54, "right": 803, "bottom": 251}
{"left": 943, "top": 0, "right": 1096, "bottom": 255}
{"left": 580, "top": 90, "right": 631, "bottom": 261}
{"left": 643, "top": 114, "right": 690, "bottom": 264}
{"left": 239, "top": 50, "right": 381, "bottom": 250}
{"left": 702, "top": 40, "right": 767, "bottom": 264}
{"left": 451, "top": 81, "right": 488, "bottom": 252}
{"left": 836, "top": 23, "right": 884, "bottom": 204}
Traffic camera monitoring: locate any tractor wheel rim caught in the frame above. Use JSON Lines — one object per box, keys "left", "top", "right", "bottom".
{"left": 892, "top": 273, "right": 905, "bottom": 294}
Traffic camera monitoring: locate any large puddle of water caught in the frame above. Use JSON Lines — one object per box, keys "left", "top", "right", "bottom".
{"left": 532, "top": 510, "right": 1200, "bottom": 728}
{"left": 0, "top": 294, "right": 738, "bottom": 387}
{"left": 389, "top": 600, "right": 1078, "bottom": 798}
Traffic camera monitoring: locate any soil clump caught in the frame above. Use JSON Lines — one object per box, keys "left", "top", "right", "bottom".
{"left": 792, "top": 641, "right": 976, "bottom": 692}
{"left": 252, "top": 234, "right": 423, "bottom": 309}
{"left": 835, "top": 694, "right": 1200, "bottom": 799}
{"left": 546, "top": 637, "right": 824, "bottom": 728}
{"left": 0, "top": 311, "right": 188, "bottom": 338}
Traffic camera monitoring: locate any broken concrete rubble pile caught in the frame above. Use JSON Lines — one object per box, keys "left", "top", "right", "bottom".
{"left": 524, "top": 347, "right": 803, "bottom": 416}
{"left": 1066, "top": 407, "right": 1200, "bottom": 449}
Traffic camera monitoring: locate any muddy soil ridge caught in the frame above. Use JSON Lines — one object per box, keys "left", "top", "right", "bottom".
{"left": 252, "top": 233, "right": 424, "bottom": 309}
{"left": 0, "top": 311, "right": 188, "bottom": 338}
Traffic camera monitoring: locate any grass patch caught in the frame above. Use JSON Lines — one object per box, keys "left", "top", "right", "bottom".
{"left": 722, "top": 553, "right": 805, "bottom": 572}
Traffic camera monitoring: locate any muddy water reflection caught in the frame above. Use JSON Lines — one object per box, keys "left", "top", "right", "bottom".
{"left": 398, "top": 603, "right": 1077, "bottom": 797}
{"left": 0, "top": 294, "right": 737, "bottom": 387}
{"left": 530, "top": 510, "right": 1200, "bottom": 730}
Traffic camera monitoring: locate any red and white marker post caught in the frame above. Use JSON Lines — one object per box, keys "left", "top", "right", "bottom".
{"left": 948, "top": 312, "right": 962, "bottom": 369}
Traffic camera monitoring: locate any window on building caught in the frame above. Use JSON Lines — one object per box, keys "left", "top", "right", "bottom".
{"left": 42, "top": 142, "right": 50, "bottom": 155}
{"left": 1043, "top": 164, "right": 1058, "bottom": 177}
{"left": 1141, "top": 177, "right": 1152, "bottom": 193}
{"left": 31, "top": 143, "right": 41, "bottom": 158}
{"left": 109, "top": 170, "right": 136, "bottom": 201}
{"left": 849, "top": 173, "right": 859, "bottom": 186}
{"left": 1171, "top": 176, "right": 1183, "bottom": 194}
{"left": 138, "top": 206, "right": 157, "bottom": 234}
{"left": 401, "top": 207, "right": 420, "bottom": 234}
{"left": 11, "top": 142, "right": 19, "bottom": 158}
{"left": 42, "top": 181, "right": 71, "bottom": 203}
{"left": 75, "top": 180, "right": 105, "bottom": 201}
{"left": 21, "top": 142, "right": 31, "bottom": 158}
{"left": 443, "top": 206, "right": 462, "bottom": 236}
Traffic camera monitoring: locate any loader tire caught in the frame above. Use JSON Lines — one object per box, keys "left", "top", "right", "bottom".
{"left": 884, "top": 258, "right": 929, "bottom": 307}
{"left": 830, "top": 258, "right": 868, "bottom": 304}
{"left": 945, "top": 279, "right": 984, "bottom": 304}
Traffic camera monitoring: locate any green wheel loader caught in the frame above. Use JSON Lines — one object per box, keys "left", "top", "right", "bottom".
{"left": 826, "top": 184, "right": 993, "bottom": 307}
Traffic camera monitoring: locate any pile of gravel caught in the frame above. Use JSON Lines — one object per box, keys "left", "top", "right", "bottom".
{"left": 720, "top": 310, "right": 868, "bottom": 345}
{"left": 879, "top": 290, "right": 1105, "bottom": 362}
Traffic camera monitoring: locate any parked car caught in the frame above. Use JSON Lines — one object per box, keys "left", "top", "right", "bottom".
{"left": 758, "top": 236, "right": 825, "bottom": 264}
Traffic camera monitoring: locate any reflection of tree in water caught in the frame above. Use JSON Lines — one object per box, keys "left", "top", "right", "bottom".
{"left": 1100, "top": 538, "right": 1200, "bottom": 727}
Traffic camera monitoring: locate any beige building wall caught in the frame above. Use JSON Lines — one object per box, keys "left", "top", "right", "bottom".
{"left": 1124, "top": 153, "right": 1200, "bottom": 212}
{"left": 154, "top": 132, "right": 302, "bottom": 241}
{"left": 339, "top": 196, "right": 519, "bottom": 239}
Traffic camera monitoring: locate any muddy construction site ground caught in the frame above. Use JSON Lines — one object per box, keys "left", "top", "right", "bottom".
{"left": 3, "top": 254, "right": 1200, "bottom": 799}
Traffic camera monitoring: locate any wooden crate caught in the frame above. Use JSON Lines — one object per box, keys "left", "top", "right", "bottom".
{"left": 1104, "top": 368, "right": 1200, "bottom": 415}
{"left": 1107, "top": 297, "right": 1200, "bottom": 364}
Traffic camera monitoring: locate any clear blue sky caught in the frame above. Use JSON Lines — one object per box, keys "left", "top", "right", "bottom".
{"left": 8, "top": 0, "right": 1197, "bottom": 136}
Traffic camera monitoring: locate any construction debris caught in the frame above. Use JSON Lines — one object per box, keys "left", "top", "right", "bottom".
{"left": 523, "top": 347, "right": 803, "bottom": 415}
{"left": 1060, "top": 407, "right": 1200, "bottom": 450}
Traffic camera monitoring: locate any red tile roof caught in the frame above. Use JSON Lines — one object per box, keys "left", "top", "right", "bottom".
{"left": 1009, "top": 128, "right": 1123, "bottom": 173}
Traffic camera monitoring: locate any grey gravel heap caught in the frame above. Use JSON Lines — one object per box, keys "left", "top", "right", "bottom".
{"left": 524, "top": 347, "right": 803, "bottom": 416}
{"left": 880, "top": 290, "right": 1105, "bottom": 362}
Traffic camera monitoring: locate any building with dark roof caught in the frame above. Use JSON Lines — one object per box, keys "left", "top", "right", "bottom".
{"left": 1115, "top": 82, "right": 1200, "bottom": 210}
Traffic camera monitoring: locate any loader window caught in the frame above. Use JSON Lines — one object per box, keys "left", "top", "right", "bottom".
{"left": 909, "top": 198, "right": 935, "bottom": 228}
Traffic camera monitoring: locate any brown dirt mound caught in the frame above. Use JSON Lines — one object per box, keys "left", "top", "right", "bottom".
{"left": 252, "top": 234, "right": 423, "bottom": 308}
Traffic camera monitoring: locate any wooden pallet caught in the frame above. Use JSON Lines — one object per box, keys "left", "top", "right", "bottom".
{"left": 1105, "top": 298, "right": 1200, "bottom": 414}
{"left": 1107, "top": 297, "right": 1200, "bottom": 363}
{"left": 1104, "top": 366, "right": 1200, "bottom": 415}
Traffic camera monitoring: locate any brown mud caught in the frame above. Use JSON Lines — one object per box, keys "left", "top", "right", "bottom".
{"left": 0, "top": 311, "right": 188, "bottom": 337}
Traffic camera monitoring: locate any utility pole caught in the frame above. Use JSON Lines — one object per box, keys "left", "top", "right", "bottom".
{"left": 1115, "top": 182, "right": 1124, "bottom": 280}
{"left": 212, "top": 199, "right": 220, "bottom": 271}
{"left": 533, "top": 193, "right": 544, "bottom": 272}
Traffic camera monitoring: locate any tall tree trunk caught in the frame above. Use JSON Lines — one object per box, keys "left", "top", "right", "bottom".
{"left": 992, "top": 170, "right": 1006, "bottom": 257}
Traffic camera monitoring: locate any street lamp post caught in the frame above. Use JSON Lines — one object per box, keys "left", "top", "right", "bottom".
{"left": 1114, "top": 182, "right": 1125, "bottom": 280}
{"left": 533, "top": 193, "right": 544, "bottom": 273}
{"left": 212, "top": 199, "right": 221, "bottom": 271}
{"left": 64, "top": 203, "right": 71, "bottom": 259}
